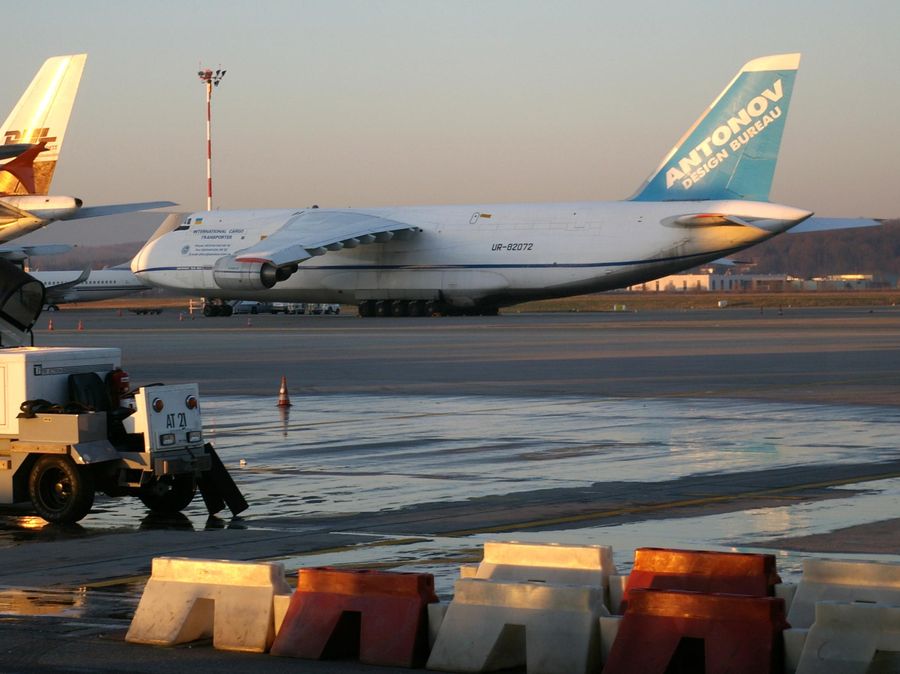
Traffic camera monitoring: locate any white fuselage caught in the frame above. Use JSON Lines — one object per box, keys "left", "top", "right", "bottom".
{"left": 132, "top": 199, "right": 811, "bottom": 309}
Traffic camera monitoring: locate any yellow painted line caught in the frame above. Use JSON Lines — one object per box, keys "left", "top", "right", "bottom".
{"left": 443, "top": 470, "right": 900, "bottom": 536}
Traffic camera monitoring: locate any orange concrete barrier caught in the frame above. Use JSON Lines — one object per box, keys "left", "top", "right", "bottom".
{"left": 621, "top": 547, "right": 781, "bottom": 612}
{"left": 604, "top": 588, "right": 788, "bottom": 674}
{"left": 270, "top": 567, "right": 438, "bottom": 667}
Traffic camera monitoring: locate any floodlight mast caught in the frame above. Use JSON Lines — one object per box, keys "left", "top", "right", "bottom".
{"left": 197, "top": 67, "right": 226, "bottom": 211}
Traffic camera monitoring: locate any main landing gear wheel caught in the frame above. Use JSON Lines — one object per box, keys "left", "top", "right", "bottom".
{"left": 28, "top": 455, "right": 95, "bottom": 524}
{"left": 139, "top": 475, "right": 197, "bottom": 514}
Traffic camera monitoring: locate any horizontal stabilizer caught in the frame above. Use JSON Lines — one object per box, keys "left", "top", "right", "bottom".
{"left": 0, "top": 144, "right": 39, "bottom": 161}
{"left": 68, "top": 201, "right": 177, "bottom": 220}
{"left": 788, "top": 217, "right": 884, "bottom": 234}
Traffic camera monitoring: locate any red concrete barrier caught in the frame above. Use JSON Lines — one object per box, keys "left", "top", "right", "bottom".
{"left": 621, "top": 547, "right": 780, "bottom": 611}
{"left": 270, "top": 567, "right": 438, "bottom": 667}
{"left": 604, "top": 588, "right": 788, "bottom": 674}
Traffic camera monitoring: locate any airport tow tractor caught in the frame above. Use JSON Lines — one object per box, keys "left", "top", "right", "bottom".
{"left": 0, "top": 260, "right": 247, "bottom": 524}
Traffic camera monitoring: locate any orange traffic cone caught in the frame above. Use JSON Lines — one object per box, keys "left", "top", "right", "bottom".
{"left": 47, "top": 318, "right": 54, "bottom": 331}
{"left": 179, "top": 312, "right": 184, "bottom": 321}
{"left": 77, "top": 319, "right": 84, "bottom": 331}
{"left": 277, "top": 376, "right": 292, "bottom": 407}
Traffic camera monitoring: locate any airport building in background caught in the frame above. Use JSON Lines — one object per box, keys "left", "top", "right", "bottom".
{"left": 627, "top": 270, "right": 897, "bottom": 292}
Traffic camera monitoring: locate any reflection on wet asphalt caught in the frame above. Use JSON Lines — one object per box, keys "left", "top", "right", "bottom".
{"left": 1, "top": 394, "right": 899, "bottom": 611}
{"left": 205, "top": 395, "right": 899, "bottom": 519}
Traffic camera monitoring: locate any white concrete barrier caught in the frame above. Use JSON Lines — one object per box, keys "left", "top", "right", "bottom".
{"left": 796, "top": 601, "right": 900, "bottom": 674}
{"left": 599, "top": 614, "right": 622, "bottom": 663}
{"left": 474, "top": 541, "right": 616, "bottom": 584}
{"left": 776, "top": 581, "right": 797, "bottom": 615}
{"left": 126, "top": 557, "right": 293, "bottom": 652}
{"left": 788, "top": 559, "right": 900, "bottom": 628}
{"left": 428, "top": 602, "right": 449, "bottom": 648}
{"left": 427, "top": 578, "right": 604, "bottom": 674}
{"left": 468, "top": 541, "right": 617, "bottom": 608}
{"left": 608, "top": 574, "right": 627, "bottom": 614}
{"left": 783, "top": 626, "right": 808, "bottom": 673}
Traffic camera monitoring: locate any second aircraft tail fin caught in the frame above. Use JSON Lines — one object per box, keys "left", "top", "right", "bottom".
{"left": 0, "top": 54, "right": 87, "bottom": 195}
{"left": 631, "top": 53, "right": 800, "bottom": 203}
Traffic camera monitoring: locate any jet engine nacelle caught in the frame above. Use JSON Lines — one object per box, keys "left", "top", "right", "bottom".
{"left": 2, "top": 195, "right": 83, "bottom": 222}
{"left": 212, "top": 257, "right": 279, "bottom": 291}
{"left": 211, "top": 257, "right": 298, "bottom": 291}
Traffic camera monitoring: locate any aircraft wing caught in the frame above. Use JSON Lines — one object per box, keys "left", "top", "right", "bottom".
{"left": 66, "top": 201, "right": 177, "bottom": 220}
{"left": 0, "top": 243, "right": 73, "bottom": 262}
{"left": 43, "top": 267, "right": 90, "bottom": 304}
{"left": 233, "top": 209, "right": 421, "bottom": 267}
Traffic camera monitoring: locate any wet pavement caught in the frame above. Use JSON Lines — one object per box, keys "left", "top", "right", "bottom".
{"left": 0, "top": 308, "right": 898, "bottom": 671}
{"left": 2, "top": 392, "right": 899, "bottom": 611}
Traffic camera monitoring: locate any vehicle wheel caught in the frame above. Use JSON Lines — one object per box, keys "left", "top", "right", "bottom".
{"left": 250, "top": 306, "right": 258, "bottom": 314}
{"left": 138, "top": 475, "right": 196, "bottom": 513}
{"left": 28, "top": 455, "right": 95, "bottom": 524}
{"left": 46, "top": 304, "right": 59, "bottom": 312}
{"left": 358, "top": 301, "right": 375, "bottom": 317}
{"left": 203, "top": 304, "right": 215, "bottom": 317}
{"left": 408, "top": 300, "right": 424, "bottom": 317}
{"left": 391, "top": 301, "right": 408, "bottom": 317}
{"left": 221, "top": 305, "right": 234, "bottom": 317}
{"left": 375, "top": 300, "right": 392, "bottom": 317}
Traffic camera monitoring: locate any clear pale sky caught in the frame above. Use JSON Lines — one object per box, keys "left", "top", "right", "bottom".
{"left": 6, "top": 0, "right": 899, "bottom": 245}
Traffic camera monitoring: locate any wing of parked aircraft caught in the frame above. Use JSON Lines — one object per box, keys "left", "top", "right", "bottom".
{"left": 0, "top": 243, "right": 72, "bottom": 262}
{"left": 64, "top": 200, "right": 177, "bottom": 220}
{"left": 233, "top": 210, "right": 421, "bottom": 266}
{"left": 209, "top": 209, "right": 420, "bottom": 291}
{"left": 43, "top": 267, "right": 91, "bottom": 304}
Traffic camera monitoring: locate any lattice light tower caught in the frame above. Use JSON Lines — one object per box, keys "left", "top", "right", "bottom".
{"left": 197, "top": 67, "right": 226, "bottom": 211}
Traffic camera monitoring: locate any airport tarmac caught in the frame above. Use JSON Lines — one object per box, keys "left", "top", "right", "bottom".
{"left": 1, "top": 306, "right": 899, "bottom": 672}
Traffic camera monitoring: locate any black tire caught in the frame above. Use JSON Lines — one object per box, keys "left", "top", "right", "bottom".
{"left": 28, "top": 455, "right": 95, "bottom": 524}
{"left": 139, "top": 475, "right": 196, "bottom": 513}
{"left": 202, "top": 305, "right": 215, "bottom": 317}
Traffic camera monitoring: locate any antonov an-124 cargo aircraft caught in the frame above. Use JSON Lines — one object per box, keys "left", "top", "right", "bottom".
{"left": 132, "top": 54, "right": 876, "bottom": 317}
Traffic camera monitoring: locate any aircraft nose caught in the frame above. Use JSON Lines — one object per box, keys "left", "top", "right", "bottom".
{"left": 130, "top": 238, "right": 157, "bottom": 277}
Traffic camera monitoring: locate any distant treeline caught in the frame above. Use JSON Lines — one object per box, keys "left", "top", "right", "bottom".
{"left": 746, "top": 219, "right": 900, "bottom": 277}
{"left": 28, "top": 219, "right": 900, "bottom": 278}
{"left": 30, "top": 242, "right": 143, "bottom": 271}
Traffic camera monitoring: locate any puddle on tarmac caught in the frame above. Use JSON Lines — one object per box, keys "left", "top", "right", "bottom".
{"left": 1, "top": 394, "right": 897, "bottom": 536}
{"left": 0, "top": 394, "right": 898, "bottom": 612}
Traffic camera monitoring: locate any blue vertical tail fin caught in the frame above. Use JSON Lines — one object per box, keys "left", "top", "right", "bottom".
{"left": 631, "top": 53, "right": 800, "bottom": 202}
